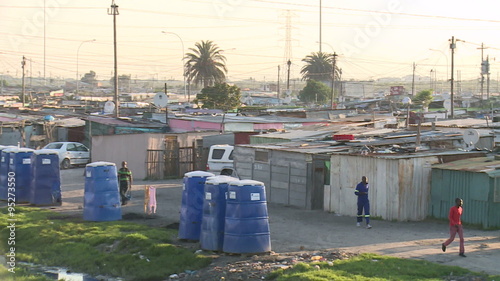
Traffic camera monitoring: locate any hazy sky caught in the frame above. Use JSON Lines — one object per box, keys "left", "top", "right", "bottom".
{"left": 2, "top": 0, "right": 500, "bottom": 83}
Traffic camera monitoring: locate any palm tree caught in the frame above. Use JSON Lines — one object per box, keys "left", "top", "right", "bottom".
{"left": 300, "top": 52, "right": 340, "bottom": 82}
{"left": 184, "top": 40, "right": 227, "bottom": 88}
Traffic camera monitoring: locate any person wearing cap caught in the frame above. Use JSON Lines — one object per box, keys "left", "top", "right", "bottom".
{"left": 118, "top": 161, "right": 133, "bottom": 205}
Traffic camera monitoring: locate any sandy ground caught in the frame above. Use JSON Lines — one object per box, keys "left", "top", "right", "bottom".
{"left": 33, "top": 168, "right": 500, "bottom": 276}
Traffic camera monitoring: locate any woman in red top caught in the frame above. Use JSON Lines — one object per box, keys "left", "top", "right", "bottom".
{"left": 441, "top": 198, "right": 466, "bottom": 257}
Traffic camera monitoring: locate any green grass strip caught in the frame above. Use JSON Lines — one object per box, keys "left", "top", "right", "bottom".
{"left": 0, "top": 207, "right": 211, "bottom": 281}
{"left": 267, "top": 253, "right": 500, "bottom": 281}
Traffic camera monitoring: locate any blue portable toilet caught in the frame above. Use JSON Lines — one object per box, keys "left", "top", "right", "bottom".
{"left": 83, "top": 162, "right": 121, "bottom": 221}
{"left": 223, "top": 180, "right": 271, "bottom": 254}
{"left": 200, "top": 175, "right": 238, "bottom": 251}
{"left": 178, "top": 171, "right": 215, "bottom": 241}
{"left": 0, "top": 147, "right": 18, "bottom": 201}
{"left": 30, "top": 149, "right": 61, "bottom": 206}
{"left": 0, "top": 146, "right": 9, "bottom": 201}
{"left": 9, "top": 148, "right": 35, "bottom": 203}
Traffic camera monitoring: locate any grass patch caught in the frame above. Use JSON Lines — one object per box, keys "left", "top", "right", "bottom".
{"left": 267, "top": 253, "right": 500, "bottom": 281}
{"left": 0, "top": 207, "right": 211, "bottom": 281}
{"left": 0, "top": 263, "right": 52, "bottom": 281}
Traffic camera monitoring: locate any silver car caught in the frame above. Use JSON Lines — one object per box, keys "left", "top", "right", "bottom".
{"left": 42, "top": 142, "right": 91, "bottom": 169}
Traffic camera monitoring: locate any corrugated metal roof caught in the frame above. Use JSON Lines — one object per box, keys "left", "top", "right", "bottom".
{"left": 54, "top": 117, "right": 85, "bottom": 128}
{"left": 170, "top": 114, "right": 328, "bottom": 124}
{"left": 432, "top": 156, "right": 500, "bottom": 172}
{"left": 421, "top": 118, "right": 500, "bottom": 128}
{"left": 86, "top": 116, "right": 164, "bottom": 128}
{"left": 251, "top": 130, "right": 331, "bottom": 140}
{"left": 0, "top": 116, "right": 23, "bottom": 122}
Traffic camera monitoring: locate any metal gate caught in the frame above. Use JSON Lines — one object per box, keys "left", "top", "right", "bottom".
{"left": 146, "top": 137, "right": 204, "bottom": 179}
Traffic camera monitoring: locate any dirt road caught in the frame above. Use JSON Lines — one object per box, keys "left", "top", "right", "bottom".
{"left": 54, "top": 168, "right": 500, "bottom": 276}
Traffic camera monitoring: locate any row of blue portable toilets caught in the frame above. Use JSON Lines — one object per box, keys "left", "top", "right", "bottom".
{"left": 0, "top": 145, "right": 125, "bottom": 220}
{"left": 180, "top": 171, "right": 272, "bottom": 254}
{"left": 0, "top": 145, "right": 62, "bottom": 205}
{"left": 0, "top": 145, "right": 130, "bottom": 222}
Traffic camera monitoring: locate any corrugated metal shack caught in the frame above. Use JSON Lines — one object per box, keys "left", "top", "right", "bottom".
{"left": 326, "top": 151, "right": 485, "bottom": 222}
{"left": 234, "top": 142, "right": 349, "bottom": 210}
{"left": 429, "top": 157, "right": 500, "bottom": 228}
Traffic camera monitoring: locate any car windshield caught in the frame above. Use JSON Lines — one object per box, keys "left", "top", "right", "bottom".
{"left": 45, "top": 143, "right": 63, "bottom": 149}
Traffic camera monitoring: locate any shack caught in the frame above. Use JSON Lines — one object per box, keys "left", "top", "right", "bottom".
{"left": 429, "top": 156, "right": 500, "bottom": 228}
{"left": 326, "top": 151, "right": 485, "bottom": 221}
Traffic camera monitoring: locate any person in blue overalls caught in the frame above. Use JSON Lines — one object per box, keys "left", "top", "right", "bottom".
{"left": 355, "top": 176, "right": 372, "bottom": 229}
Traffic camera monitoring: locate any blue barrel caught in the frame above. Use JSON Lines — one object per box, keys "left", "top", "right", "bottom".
{"left": 0, "top": 147, "right": 19, "bottom": 201}
{"left": 30, "top": 149, "right": 61, "bottom": 206}
{"left": 178, "top": 171, "right": 215, "bottom": 240}
{"left": 83, "top": 162, "right": 121, "bottom": 221}
{"left": 9, "top": 148, "right": 35, "bottom": 203}
{"left": 223, "top": 180, "right": 271, "bottom": 254}
{"left": 200, "top": 175, "right": 238, "bottom": 251}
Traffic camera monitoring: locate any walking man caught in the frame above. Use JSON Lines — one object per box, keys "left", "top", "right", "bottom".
{"left": 118, "top": 161, "right": 133, "bottom": 205}
{"left": 355, "top": 176, "right": 371, "bottom": 229}
{"left": 442, "top": 198, "right": 466, "bottom": 257}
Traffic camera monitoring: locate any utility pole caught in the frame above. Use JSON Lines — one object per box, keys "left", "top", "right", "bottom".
{"left": 450, "top": 36, "right": 456, "bottom": 119}
{"left": 108, "top": 0, "right": 119, "bottom": 117}
{"left": 411, "top": 62, "right": 416, "bottom": 96}
{"left": 486, "top": 56, "right": 490, "bottom": 100}
{"left": 429, "top": 69, "right": 433, "bottom": 91}
{"left": 277, "top": 65, "right": 280, "bottom": 100}
{"left": 331, "top": 52, "right": 337, "bottom": 109}
{"left": 319, "top": 0, "right": 322, "bottom": 53}
{"left": 479, "top": 43, "right": 486, "bottom": 102}
{"left": 286, "top": 60, "right": 291, "bottom": 91}
{"left": 164, "top": 83, "right": 168, "bottom": 127}
{"left": 21, "top": 56, "right": 26, "bottom": 105}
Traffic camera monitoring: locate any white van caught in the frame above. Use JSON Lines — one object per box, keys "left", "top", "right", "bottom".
{"left": 206, "top": 144, "right": 235, "bottom": 175}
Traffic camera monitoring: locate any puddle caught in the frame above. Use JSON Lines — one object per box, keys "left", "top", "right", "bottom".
{"left": 43, "top": 268, "right": 101, "bottom": 281}
{"left": 17, "top": 262, "right": 120, "bottom": 281}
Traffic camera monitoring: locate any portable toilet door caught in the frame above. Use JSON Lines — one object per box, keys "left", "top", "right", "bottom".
{"left": 30, "top": 149, "right": 61, "bottom": 206}
{"left": 0, "top": 147, "right": 19, "bottom": 201}
{"left": 9, "top": 148, "right": 35, "bottom": 203}
{"left": 223, "top": 179, "right": 271, "bottom": 254}
{"left": 83, "top": 162, "right": 121, "bottom": 221}
{"left": 178, "top": 171, "right": 215, "bottom": 240}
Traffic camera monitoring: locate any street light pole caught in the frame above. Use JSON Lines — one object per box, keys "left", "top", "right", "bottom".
{"left": 162, "top": 31, "right": 187, "bottom": 102}
{"left": 76, "top": 39, "right": 96, "bottom": 95}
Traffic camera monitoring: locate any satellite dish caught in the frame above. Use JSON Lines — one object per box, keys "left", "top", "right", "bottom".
{"left": 463, "top": 129, "right": 480, "bottom": 149}
{"left": 443, "top": 99, "right": 451, "bottom": 111}
{"left": 104, "top": 101, "right": 115, "bottom": 114}
{"left": 153, "top": 93, "right": 168, "bottom": 108}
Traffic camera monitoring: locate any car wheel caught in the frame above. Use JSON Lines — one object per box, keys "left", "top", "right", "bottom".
{"left": 61, "top": 159, "right": 71, "bottom": 169}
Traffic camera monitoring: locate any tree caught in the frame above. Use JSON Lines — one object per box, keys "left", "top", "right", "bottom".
{"left": 194, "top": 83, "right": 241, "bottom": 111}
{"left": 185, "top": 40, "right": 227, "bottom": 88}
{"left": 298, "top": 79, "right": 331, "bottom": 104}
{"left": 110, "top": 74, "right": 131, "bottom": 91}
{"left": 413, "top": 90, "right": 434, "bottom": 108}
{"left": 300, "top": 52, "right": 340, "bottom": 82}
{"left": 81, "top": 70, "right": 97, "bottom": 84}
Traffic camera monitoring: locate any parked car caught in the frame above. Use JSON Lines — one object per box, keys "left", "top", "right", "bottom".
{"left": 206, "top": 144, "right": 235, "bottom": 176}
{"left": 42, "top": 142, "right": 91, "bottom": 169}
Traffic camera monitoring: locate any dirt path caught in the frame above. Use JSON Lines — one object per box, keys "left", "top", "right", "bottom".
{"left": 52, "top": 168, "right": 500, "bottom": 277}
